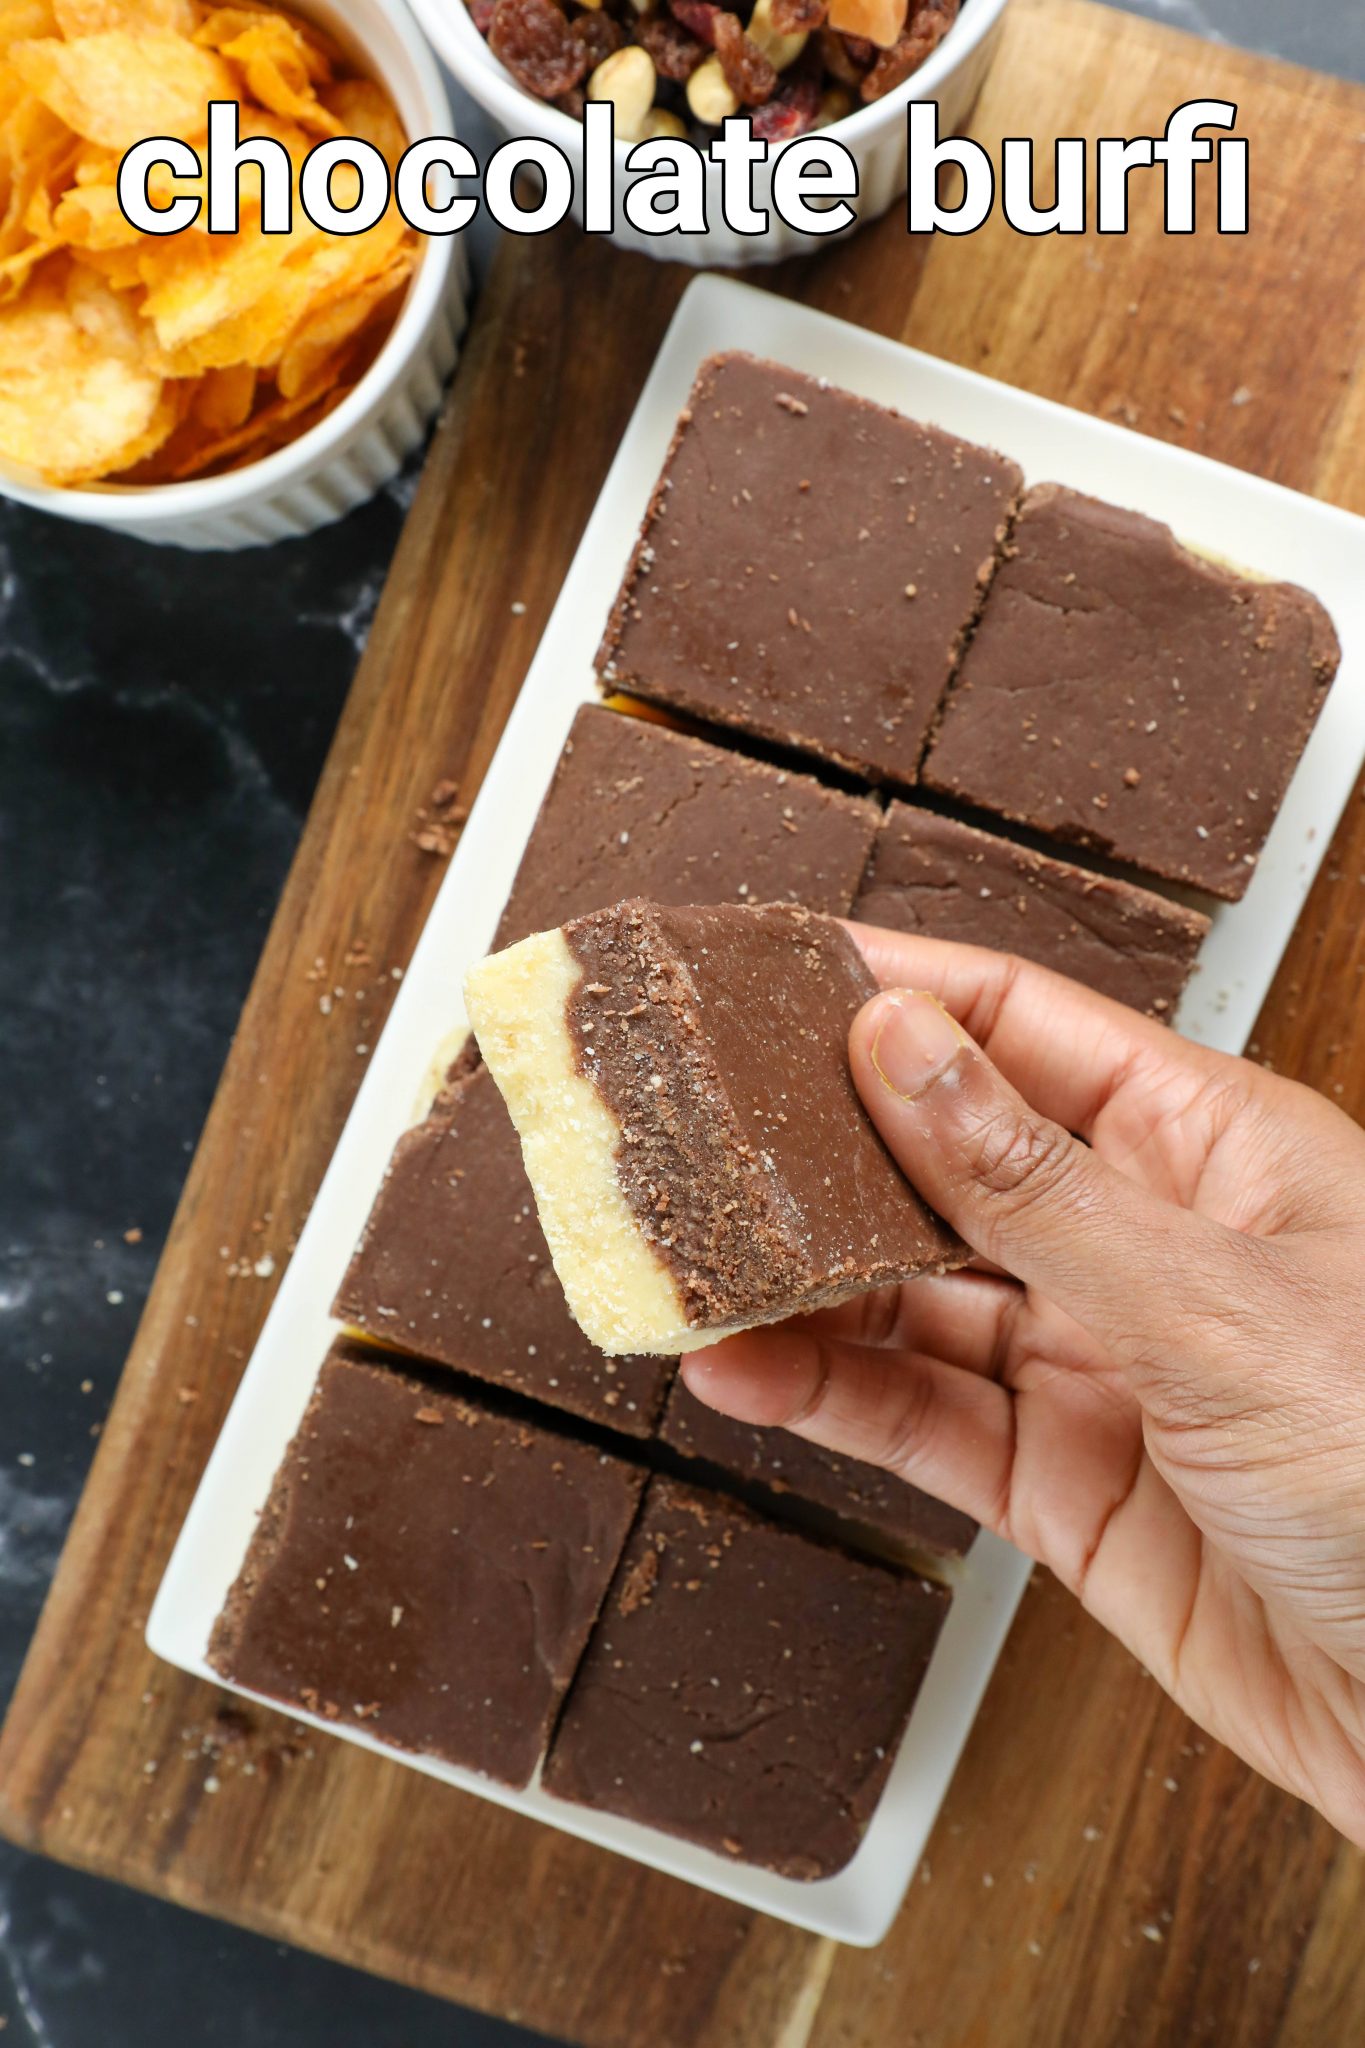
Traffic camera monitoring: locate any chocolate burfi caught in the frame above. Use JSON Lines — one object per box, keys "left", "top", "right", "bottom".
{"left": 659, "top": 1379, "right": 976, "bottom": 1564}
{"left": 334, "top": 1064, "right": 675, "bottom": 1438}
{"left": 209, "top": 1345, "right": 645, "bottom": 1788}
{"left": 466, "top": 900, "right": 960, "bottom": 1356}
{"left": 854, "top": 802, "right": 1209, "bottom": 1019}
{"left": 597, "top": 353, "right": 1023, "bottom": 786}
{"left": 494, "top": 704, "right": 880, "bottom": 948}
{"left": 922, "top": 485, "right": 1341, "bottom": 901}
{"left": 543, "top": 1476, "right": 950, "bottom": 1878}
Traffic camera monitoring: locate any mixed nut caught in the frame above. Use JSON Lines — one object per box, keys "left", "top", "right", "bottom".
{"left": 469, "top": 0, "right": 963, "bottom": 143}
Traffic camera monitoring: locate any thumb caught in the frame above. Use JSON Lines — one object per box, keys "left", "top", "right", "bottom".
{"left": 852, "top": 988, "right": 1267, "bottom": 1385}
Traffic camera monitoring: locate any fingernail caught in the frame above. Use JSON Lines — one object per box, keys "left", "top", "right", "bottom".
{"left": 869, "top": 992, "right": 971, "bottom": 1102}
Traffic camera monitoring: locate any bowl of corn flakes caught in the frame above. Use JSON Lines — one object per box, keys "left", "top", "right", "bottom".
{"left": 0, "top": 0, "right": 467, "bottom": 547}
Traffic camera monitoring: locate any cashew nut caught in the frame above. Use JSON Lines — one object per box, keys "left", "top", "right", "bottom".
{"left": 638, "top": 106, "right": 689, "bottom": 140}
{"left": 685, "top": 53, "right": 739, "bottom": 125}
{"left": 587, "top": 46, "right": 658, "bottom": 143}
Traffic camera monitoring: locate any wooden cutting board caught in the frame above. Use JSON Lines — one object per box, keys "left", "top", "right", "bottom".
{"left": 4, "top": 4, "right": 1365, "bottom": 2042}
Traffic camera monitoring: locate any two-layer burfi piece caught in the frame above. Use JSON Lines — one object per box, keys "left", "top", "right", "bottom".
{"left": 544, "top": 1477, "right": 950, "bottom": 1878}
{"left": 337, "top": 706, "right": 882, "bottom": 1424}
{"left": 466, "top": 899, "right": 960, "bottom": 1356}
{"left": 209, "top": 1345, "right": 645, "bottom": 1788}
{"left": 922, "top": 485, "right": 1340, "bottom": 900}
{"left": 854, "top": 803, "right": 1209, "bottom": 1020}
{"left": 598, "top": 354, "right": 1023, "bottom": 785}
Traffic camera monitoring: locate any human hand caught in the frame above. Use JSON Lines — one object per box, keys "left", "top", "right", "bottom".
{"left": 681, "top": 928, "right": 1365, "bottom": 1843}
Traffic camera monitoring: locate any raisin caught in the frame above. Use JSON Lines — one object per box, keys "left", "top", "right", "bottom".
{"left": 667, "top": 0, "right": 722, "bottom": 45}
{"left": 469, "top": 0, "right": 497, "bottom": 32}
{"left": 489, "top": 0, "right": 590, "bottom": 100}
{"left": 571, "top": 6, "right": 625, "bottom": 66}
{"left": 770, "top": 0, "right": 826, "bottom": 31}
{"left": 638, "top": 8, "right": 707, "bottom": 77}
{"left": 860, "top": 0, "right": 958, "bottom": 100}
{"left": 817, "top": 24, "right": 869, "bottom": 85}
{"left": 555, "top": 82, "right": 587, "bottom": 115}
{"left": 714, "top": 10, "right": 777, "bottom": 104}
{"left": 750, "top": 62, "right": 820, "bottom": 138}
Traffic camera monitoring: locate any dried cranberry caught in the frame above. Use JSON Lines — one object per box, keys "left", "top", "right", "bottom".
{"left": 571, "top": 6, "right": 625, "bottom": 66}
{"left": 714, "top": 10, "right": 776, "bottom": 103}
{"left": 469, "top": 0, "right": 497, "bottom": 32}
{"left": 769, "top": 0, "right": 826, "bottom": 31}
{"left": 667, "top": 0, "right": 722, "bottom": 46}
{"left": 489, "top": 0, "right": 590, "bottom": 100}
{"left": 638, "top": 7, "right": 707, "bottom": 77}
{"left": 860, "top": 0, "right": 958, "bottom": 100}
{"left": 750, "top": 53, "right": 819, "bottom": 137}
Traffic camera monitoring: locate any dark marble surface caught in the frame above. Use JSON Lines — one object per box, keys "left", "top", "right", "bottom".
{"left": 2, "top": 5, "right": 1359, "bottom": 2043}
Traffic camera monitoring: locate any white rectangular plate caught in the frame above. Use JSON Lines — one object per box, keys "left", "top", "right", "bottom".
{"left": 148, "top": 274, "right": 1365, "bottom": 1949}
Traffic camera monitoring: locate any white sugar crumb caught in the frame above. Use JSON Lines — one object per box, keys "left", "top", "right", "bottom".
{"left": 1140, "top": 1923, "right": 1164, "bottom": 1944}
{"left": 106, "top": 1289, "right": 124, "bottom": 1305}
{"left": 253, "top": 1254, "right": 276, "bottom": 1279}
{"left": 391, "top": 1606, "right": 404, "bottom": 1627}
{"left": 510, "top": 600, "right": 527, "bottom": 616}
{"left": 1231, "top": 385, "right": 1253, "bottom": 406}
{"left": 203, "top": 1776, "right": 221, "bottom": 1795}
{"left": 17, "top": 1452, "right": 34, "bottom": 1468}
{"left": 343, "top": 1554, "right": 359, "bottom": 1571}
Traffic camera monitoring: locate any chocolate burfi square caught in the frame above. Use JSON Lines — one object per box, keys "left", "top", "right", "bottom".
{"left": 209, "top": 1345, "right": 646, "bottom": 1788}
{"left": 659, "top": 1378, "right": 976, "bottom": 1563}
{"left": 597, "top": 354, "right": 1022, "bottom": 785}
{"left": 854, "top": 802, "right": 1209, "bottom": 1019}
{"left": 921, "top": 485, "right": 1340, "bottom": 901}
{"left": 543, "top": 1476, "right": 950, "bottom": 1878}
{"left": 465, "top": 900, "right": 961, "bottom": 1357}
{"left": 494, "top": 704, "right": 880, "bottom": 948}
{"left": 334, "top": 1065, "right": 675, "bottom": 1438}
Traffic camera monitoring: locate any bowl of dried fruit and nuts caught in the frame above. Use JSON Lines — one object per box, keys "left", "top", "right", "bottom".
{"left": 410, "top": 0, "right": 1009, "bottom": 264}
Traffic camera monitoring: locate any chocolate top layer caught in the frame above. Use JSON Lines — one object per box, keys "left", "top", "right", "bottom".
{"left": 854, "top": 802, "right": 1209, "bottom": 1019}
{"left": 564, "top": 900, "right": 960, "bottom": 1332}
{"left": 922, "top": 485, "right": 1340, "bottom": 901}
{"left": 597, "top": 353, "right": 1023, "bottom": 786}
{"left": 659, "top": 1378, "right": 976, "bottom": 1561}
{"left": 209, "top": 1346, "right": 646, "bottom": 1789}
{"left": 494, "top": 704, "right": 880, "bottom": 948}
{"left": 334, "top": 1065, "right": 674, "bottom": 1437}
{"left": 543, "top": 1475, "right": 950, "bottom": 1878}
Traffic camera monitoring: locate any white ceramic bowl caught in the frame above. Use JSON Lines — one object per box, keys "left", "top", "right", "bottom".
{"left": 0, "top": 0, "right": 468, "bottom": 550}
{"left": 411, "top": 0, "right": 1009, "bottom": 266}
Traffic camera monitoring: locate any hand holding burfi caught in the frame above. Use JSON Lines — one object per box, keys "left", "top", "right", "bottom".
{"left": 684, "top": 932, "right": 1365, "bottom": 1847}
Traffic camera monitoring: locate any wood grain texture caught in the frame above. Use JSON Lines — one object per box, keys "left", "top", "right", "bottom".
{"left": 3, "top": 4, "right": 1365, "bottom": 2043}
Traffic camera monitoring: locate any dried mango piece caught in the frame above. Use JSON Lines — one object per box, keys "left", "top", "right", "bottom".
{"left": 12, "top": 31, "right": 233, "bottom": 150}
